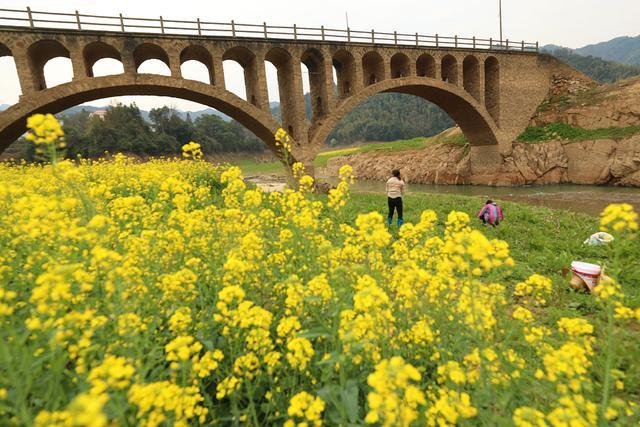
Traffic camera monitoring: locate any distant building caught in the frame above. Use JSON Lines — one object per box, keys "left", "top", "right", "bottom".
{"left": 89, "top": 109, "right": 108, "bottom": 120}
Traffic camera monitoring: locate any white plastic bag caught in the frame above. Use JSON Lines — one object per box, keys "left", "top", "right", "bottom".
{"left": 583, "top": 232, "right": 614, "bottom": 246}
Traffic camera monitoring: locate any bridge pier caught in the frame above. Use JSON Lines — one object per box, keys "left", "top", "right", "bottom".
{"left": 469, "top": 145, "right": 503, "bottom": 184}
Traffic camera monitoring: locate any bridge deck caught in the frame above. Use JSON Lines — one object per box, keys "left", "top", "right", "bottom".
{"left": 0, "top": 7, "right": 538, "bottom": 53}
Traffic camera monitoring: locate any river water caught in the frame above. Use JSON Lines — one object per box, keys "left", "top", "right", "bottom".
{"left": 349, "top": 181, "right": 640, "bottom": 216}
{"left": 247, "top": 176, "right": 640, "bottom": 216}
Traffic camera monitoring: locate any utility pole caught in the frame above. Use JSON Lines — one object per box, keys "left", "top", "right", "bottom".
{"left": 499, "top": 0, "right": 503, "bottom": 46}
{"left": 345, "top": 11, "right": 349, "bottom": 29}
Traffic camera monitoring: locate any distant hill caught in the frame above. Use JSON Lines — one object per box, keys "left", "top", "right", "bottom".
{"left": 59, "top": 105, "right": 231, "bottom": 122}
{"left": 576, "top": 35, "right": 640, "bottom": 66}
{"left": 542, "top": 47, "right": 640, "bottom": 83}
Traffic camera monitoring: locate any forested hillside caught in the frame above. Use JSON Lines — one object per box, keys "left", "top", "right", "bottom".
{"left": 14, "top": 104, "right": 264, "bottom": 160}
{"left": 576, "top": 35, "right": 640, "bottom": 66}
{"left": 544, "top": 47, "right": 640, "bottom": 83}
{"left": 326, "top": 94, "right": 453, "bottom": 146}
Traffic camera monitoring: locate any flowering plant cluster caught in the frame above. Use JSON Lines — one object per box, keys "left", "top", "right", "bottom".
{"left": 0, "top": 116, "right": 638, "bottom": 425}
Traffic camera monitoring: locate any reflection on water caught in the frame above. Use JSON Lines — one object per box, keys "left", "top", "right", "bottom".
{"left": 348, "top": 181, "right": 640, "bottom": 216}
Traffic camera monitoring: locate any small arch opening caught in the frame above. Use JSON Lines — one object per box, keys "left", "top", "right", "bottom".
{"left": 133, "top": 43, "right": 170, "bottom": 75}
{"left": 27, "top": 39, "right": 72, "bottom": 90}
{"left": 441, "top": 55, "right": 458, "bottom": 85}
{"left": 0, "top": 44, "right": 21, "bottom": 104}
{"left": 92, "top": 58, "right": 125, "bottom": 77}
{"left": 137, "top": 59, "right": 171, "bottom": 76}
{"left": 224, "top": 46, "right": 259, "bottom": 104}
{"left": 223, "top": 60, "right": 248, "bottom": 100}
{"left": 181, "top": 60, "right": 211, "bottom": 84}
{"left": 362, "top": 51, "right": 385, "bottom": 87}
{"left": 43, "top": 57, "right": 74, "bottom": 88}
{"left": 463, "top": 55, "right": 480, "bottom": 101}
{"left": 485, "top": 56, "right": 500, "bottom": 123}
{"left": 333, "top": 49, "right": 355, "bottom": 98}
{"left": 180, "top": 45, "right": 214, "bottom": 84}
{"left": 300, "top": 62, "right": 313, "bottom": 119}
{"left": 84, "top": 41, "right": 121, "bottom": 78}
{"left": 390, "top": 53, "right": 411, "bottom": 78}
{"left": 302, "top": 48, "right": 327, "bottom": 119}
{"left": 416, "top": 53, "right": 436, "bottom": 78}
{"left": 266, "top": 47, "right": 295, "bottom": 122}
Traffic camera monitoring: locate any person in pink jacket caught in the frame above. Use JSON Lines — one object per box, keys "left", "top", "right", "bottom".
{"left": 477, "top": 199, "right": 503, "bottom": 227}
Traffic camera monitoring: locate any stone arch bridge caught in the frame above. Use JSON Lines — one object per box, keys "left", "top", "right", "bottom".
{"left": 0, "top": 9, "right": 587, "bottom": 174}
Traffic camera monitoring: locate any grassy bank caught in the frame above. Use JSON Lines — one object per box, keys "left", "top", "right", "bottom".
{"left": 517, "top": 123, "right": 640, "bottom": 144}
{"left": 345, "top": 192, "right": 640, "bottom": 393}
{"left": 236, "top": 133, "right": 470, "bottom": 174}
{"left": 315, "top": 133, "right": 468, "bottom": 167}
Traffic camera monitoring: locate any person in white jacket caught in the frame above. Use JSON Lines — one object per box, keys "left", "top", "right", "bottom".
{"left": 386, "top": 169, "right": 405, "bottom": 227}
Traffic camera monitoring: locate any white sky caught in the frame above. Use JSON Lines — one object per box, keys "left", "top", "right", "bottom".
{"left": 0, "top": 0, "right": 639, "bottom": 111}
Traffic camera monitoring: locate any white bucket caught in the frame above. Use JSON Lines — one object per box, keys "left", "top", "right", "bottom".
{"left": 571, "top": 261, "right": 602, "bottom": 291}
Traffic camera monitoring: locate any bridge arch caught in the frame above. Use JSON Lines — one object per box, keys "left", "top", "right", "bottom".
{"left": 0, "top": 74, "right": 287, "bottom": 160}
{"left": 180, "top": 45, "right": 214, "bottom": 84}
{"left": 390, "top": 53, "right": 411, "bottom": 78}
{"left": 362, "top": 51, "right": 385, "bottom": 86}
{"left": 310, "top": 76, "right": 502, "bottom": 153}
{"left": 416, "top": 53, "right": 436, "bottom": 78}
{"left": 133, "top": 43, "right": 170, "bottom": 74}
{"left": 27, "top": 39, "right": 72, "bottom": 90}
{"left": 83, "top": 41, "right": 122, "bottom": 78}
{"left": 332, "top": 49, "right": 355, "bottom": 98}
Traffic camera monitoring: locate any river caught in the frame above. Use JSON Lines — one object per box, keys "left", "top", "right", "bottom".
{"left": 347, "top": 181, "right": 640, "bottom": 217}
{"left": 246, "top": 175, "right": 640, "bottom": 216}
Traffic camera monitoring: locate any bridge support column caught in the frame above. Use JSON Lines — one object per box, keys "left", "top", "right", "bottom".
{"left": 351, "top": 54, "right": 364, "bottom": 94}
{"left": 478, "top": 63, "right": 486, "bottom": 106}
{"left": 469, "top": 145, "right": 503, "bottom": 184}
{"left": 318, "top": 53, "right": 335, "bottom": 115}
{"left": 122, "top": 54, "right": 137, "bottom": 74}
{"left": 70, "top": 48, "right": 88, "bottom": 80}
{"left": 169, "top": 52, "right": 182, "bottom": 78}
{"left": 12, "top": 48, "right": 39, "bottom": 95}
{"left": 243, "top": 58, "right": 267, "bottom": 111}
{"left": 211, "top": 51, "right": 225, "bottom": 88}
{"left": 254, "top": 55, "right": 271, "bottom": 114}
{"left": 277, "top": 53, "right": 308, "bottom": 144}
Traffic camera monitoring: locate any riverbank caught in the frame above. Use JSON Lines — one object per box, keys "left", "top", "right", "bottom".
{"left": 322, "top": 76, "right": 640, "bottom": 187}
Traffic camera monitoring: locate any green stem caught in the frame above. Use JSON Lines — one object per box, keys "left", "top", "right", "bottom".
{"left": 246, "top": 380, "right": 260, "bottom": 426}
{"left": 600, "top": 305, "right": 614, "bottom": 423}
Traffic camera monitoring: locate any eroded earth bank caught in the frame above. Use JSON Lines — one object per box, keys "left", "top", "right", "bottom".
{"left": 322, "top": 76, "right": 640, "bottom": 186}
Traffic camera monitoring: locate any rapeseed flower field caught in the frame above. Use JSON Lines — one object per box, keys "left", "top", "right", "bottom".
{"left": 0, "top": 115, "right": 639, "bottom": 426}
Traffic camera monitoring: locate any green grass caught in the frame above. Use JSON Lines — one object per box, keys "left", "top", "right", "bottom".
{"left": 234, "top": 134, "right": 472, "bottom": 174}
{"left": 231, "top": 159, "right": 285, "bottom": 176}
{"left": 517, "top": 123, "right": 640, "bottom": 144}
{"left": 344, "top": 192, "right": 640, "bottom": 395}
{"left": 314, "top": 134, "right": 469, "bottom": 167}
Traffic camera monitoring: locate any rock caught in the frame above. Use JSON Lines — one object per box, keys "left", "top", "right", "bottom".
{"left": 609, "top": 135, "right": 640, "bottom": 178}
{"left": 618, "top": 170, "right": 640, "bottom": 187}
{"left": 564, "top": 140, "right": 616, "bottom": 184}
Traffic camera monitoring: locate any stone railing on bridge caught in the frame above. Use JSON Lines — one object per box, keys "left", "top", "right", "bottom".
{"left": 0, "top": 7, "right": 539, "bottom": 52}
